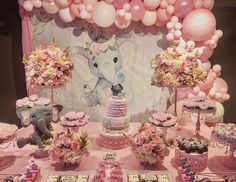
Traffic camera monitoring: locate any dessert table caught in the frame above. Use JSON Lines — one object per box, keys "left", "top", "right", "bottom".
{"left": 0, "top": 121, "right": 235, "bottom": 182}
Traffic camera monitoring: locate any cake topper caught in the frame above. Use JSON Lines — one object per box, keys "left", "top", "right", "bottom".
{"left": 111, "top": 84, "right": 123, "bottom": 96}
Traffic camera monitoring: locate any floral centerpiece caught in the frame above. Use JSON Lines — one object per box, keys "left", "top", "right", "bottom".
{"left": 151, "top": 46, "right": 207, "bottom": 88}
{"left": 24, "top": 43, "right": 73, "bottom": 87}
{"left": 48, "top": 130, "right": 90, "bottom": 166}
{"left": 130, "top": 123, "right": 173, "bottom": 167}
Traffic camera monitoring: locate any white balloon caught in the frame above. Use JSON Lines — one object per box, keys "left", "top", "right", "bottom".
{"left": 23, "top": 1, "right": 34, "bottom": 11}
{"left": 59, "top": 8, "right": 75, "bottom": 22}
{"left": 43, "top": 0, "right": 59, "bottom": 14}
{"left": 92, "top": 1, "right": 116, "bottom": 27}
{"left": 142, "top": 10, "right": 157, "bottom": 26}
{"left": 144, "top": 0, "right": 160, "bottom": 10}
{"left": 205, "top": 102, "right": 224, "bottom": 124}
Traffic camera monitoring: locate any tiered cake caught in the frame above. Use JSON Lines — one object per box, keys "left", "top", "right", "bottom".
{"left": 99, "top": 84, "right": 133, "bottom": 149}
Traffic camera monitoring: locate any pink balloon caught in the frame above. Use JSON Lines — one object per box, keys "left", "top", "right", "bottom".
{"left": 182, "top": 9, "right": 216, "bottom": 41}
{"left": 213, "top": 78, "right": 228, "bottom": 91}
{"left": 155, "top": 19, "right": 166, "bottom": 26}
{"left": 198, "top": 75, "right": 215, "bottom": 91}
{"left": 113, "top": 0, "right": 129, "bottom": 9}
{"left": 129, "top": 0, "right": 145, "bottom": 21}
{"left": 43, "top": 0, "right": 59, "bottom": 14}
{"left": 55, "top": 0, "right": 72, "bottom": 8}
{"left": 174, "top": 0, "right": 194, "bottom": 19}
{"left": 74, "top": 0, "right": 81, "bottom": 3}
{"left": 23, "top": 1, "right": 34, "bottom": 11}
{"left": 82, "top": 0, "right": 98, "bottom": 6}
{"left": 70, "top": 3, "right": 80, "bottom": 17}
{"left": 200, "top": 46, "right": 213, "bottom": 62}
{"left": 142, "top": 10, "right": 157, "bottom": 26}
{"left": 59, "top": 8, "right": 75, "bottom": 22}
{"left": 222, "top": 94, "right": 230, "bottom": 101}
{"left": 157, "top": 8, "right": 171, "bottom": 22}
{"left": 201, "top": 61, "right": 211, "bottom": 72}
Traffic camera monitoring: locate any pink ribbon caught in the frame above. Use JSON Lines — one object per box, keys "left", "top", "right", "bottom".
{"left": 19, "top": 7, "right": 38, "bottom": 95}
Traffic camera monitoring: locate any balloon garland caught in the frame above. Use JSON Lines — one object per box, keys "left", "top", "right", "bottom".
{"left": 18, "top": 0, "right": 230, "bottom": 103}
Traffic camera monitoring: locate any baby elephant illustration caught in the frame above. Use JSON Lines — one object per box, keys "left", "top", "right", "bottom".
{"left": 17, "top": 105, "right": 63, "bottom": 149}
{"left": 69, "top": 36, "right": 126, "bottom": 107}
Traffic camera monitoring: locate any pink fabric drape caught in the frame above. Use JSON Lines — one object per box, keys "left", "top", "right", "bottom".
{"left": 19, "top": 7, "right": 38, "bottom": 95}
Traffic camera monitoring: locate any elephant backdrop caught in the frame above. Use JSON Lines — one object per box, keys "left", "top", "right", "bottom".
{"left": 29, "top": 9, "right": 170, "bottom": 122}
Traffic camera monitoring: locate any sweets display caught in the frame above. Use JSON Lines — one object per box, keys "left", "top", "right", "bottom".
{"left": 46, "top": 175, "right": 89, "bottom": 182}
{"left": 92, "top": 161, "right": 123, "bottom": 182}
{"left": 212, "top": 123, "right": 236, "bottom": 144}
{"left": 127, "top": 174, "right": 171, "bottom": 182}
{"left": 175, "top": 137, "right": 208, "bottom": 171}
{"left": 176, "top": 137, "right": 209, "bottom": 154}
{"left": 149, "top": 112, "right": 177, "bottom": 127}
{"left": 60, "top": 111, "right": 89, "bottom": 127}
{"left": 183, "top": 97, "right": 216, "bottom": 111}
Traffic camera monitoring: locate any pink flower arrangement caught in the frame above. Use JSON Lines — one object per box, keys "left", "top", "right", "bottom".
{"left": 48, "top": 130, "right": 90, "bottom": 166}
{"left": 130, "top": 123, "right": 173, "bottom": 166}
{"left": 24, "top": 43, "right": 73, "bottom": 87}
{"left": 151, "top": 46, "right": 207, "bottom": 88}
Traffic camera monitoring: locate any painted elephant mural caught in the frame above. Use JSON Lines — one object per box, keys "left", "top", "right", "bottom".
{"left": 69, "top": 34, "right": 136, "bottom": 107}
{"left": 17, "top": 105, "right": 63, "bottom": 149}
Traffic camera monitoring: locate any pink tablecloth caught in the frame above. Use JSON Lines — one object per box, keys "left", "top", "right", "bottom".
{"left": 0, "top": 121, "right": 235, "bottom": 181}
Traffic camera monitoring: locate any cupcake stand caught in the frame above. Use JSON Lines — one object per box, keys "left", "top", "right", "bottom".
{"left": 182, "top": 105, "right": 216, "bottom": 137}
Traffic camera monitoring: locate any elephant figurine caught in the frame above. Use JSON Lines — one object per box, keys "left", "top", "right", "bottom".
{"left": 17, "top": 105, "right": 63, "bottom": 149}
{"left": 69, "top": 36, "right": 126, "bottom": 107}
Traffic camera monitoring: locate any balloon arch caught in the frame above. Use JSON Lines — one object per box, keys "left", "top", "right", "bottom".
{"left": 18, "top": 0, "right": 230, "bottom": 104}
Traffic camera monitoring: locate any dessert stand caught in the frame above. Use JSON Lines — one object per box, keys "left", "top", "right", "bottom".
{"left": 211, "top": 133, "right": 236, "bottom": 169}
{"left": 182, "top": 106, "right": 216, "bottom": 137}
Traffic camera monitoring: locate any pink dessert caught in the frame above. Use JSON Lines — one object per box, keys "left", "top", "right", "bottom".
{"left": 16, "top": 95, "right": 50, "bottom": 108}
{"left": 149, "top": 111, "right": 177, "bottom": 127}
{"left": 60, "top": 111, "right": 89, "bottom": 127}
{"left": 183, "top": 97, "right": 215, "bottom": 111}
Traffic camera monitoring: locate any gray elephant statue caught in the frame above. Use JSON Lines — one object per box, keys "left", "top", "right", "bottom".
{"left": 69, "top": 36, "right": 126, "bottom": 107}
{"left": 17, "top": 105, "right": 63, "bottom": 149}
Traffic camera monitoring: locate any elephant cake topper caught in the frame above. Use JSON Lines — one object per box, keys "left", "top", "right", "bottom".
{"left": 85, "top": 35, "right": 116, "bottom": 56}
{"left": 111, "top": 84, "right": 123, "bottom": 97}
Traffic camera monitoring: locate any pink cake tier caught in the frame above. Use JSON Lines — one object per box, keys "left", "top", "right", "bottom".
{"left": 105, "top": 96, "right": 128, "bottom": 117}
{"left": 60, "top": 111, "right": 89, "bottom": 127}
{"left": 149, "top": 111, "right": 177, "bottom": 127}
{"left": 99, "top": 125, "right": 133, "bottom": 150}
